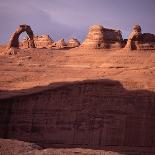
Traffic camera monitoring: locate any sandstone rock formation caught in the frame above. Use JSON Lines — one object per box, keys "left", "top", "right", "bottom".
{"left": 52, "top": 39, "right": 67, "bottom": 49}
{"left": 0, "top": 139, "right": 128, "bottom": 155}
{"left": 81, "top": 25, "right": 123, "bottom": 49}
{"left": 8, "top": 24, "right": 35, "bottom": 49}
{"left": 67, "top": 38, "right": 80, "bottom": 48}
{"left": 21, "top": 35, "right": 54, "bottom": 49}
{"left": 125, "top": 24, "right": 155, "bottom": 50}
{"left": 0, "top": 79, "right": 155, "bottom": 155}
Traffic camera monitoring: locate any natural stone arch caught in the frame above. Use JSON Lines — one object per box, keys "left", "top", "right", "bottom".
{"left": 8, "top": 24, "right": 35, "bottom": 49}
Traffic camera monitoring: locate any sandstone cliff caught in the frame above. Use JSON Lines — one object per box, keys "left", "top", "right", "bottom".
{"left": 0, "top": 79, "right": 155, "bottom": 155}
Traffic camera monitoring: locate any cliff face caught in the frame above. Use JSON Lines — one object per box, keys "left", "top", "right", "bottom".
{"left": 0, "top": 79, "right": 155, "bottom": 153}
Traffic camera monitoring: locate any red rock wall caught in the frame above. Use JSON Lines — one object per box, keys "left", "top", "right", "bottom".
{"left": 0, "top": 80, "right": 155, "bottom": 154}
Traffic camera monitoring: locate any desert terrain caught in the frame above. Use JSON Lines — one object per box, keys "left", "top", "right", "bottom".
{"left": 0, "top": 23, "right": 155, "bottom": 155}
{"left": 0, "top": 46, "right": 155, "bottom": 155}
{"left": 0, "top": 48, "right": 155, "bottom": 93}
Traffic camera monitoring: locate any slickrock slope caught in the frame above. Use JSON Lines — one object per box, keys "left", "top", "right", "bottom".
{"left": 0, "top": 138, "right": 41, "bottom": 155}
{"left": 0, "top": 139, "right": 155, "bottom": 155}
{"left": 81, "top": 25, "right": 123, "bottom": 49}
{"left": 0, "top": 139, "right": 129, "bottom": 155}
{"left": 0, "top": 48, "right": 155, "bottom": 155}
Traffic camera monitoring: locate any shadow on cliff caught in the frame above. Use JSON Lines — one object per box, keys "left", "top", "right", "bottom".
{"left": 0, "top": 79, "right": 155, "bottom": 155}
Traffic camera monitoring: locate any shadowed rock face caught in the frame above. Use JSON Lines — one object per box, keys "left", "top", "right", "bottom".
{"left": 8, "top": 25, "right": 35, "bottom": 49}
{"left": 0, "top": 79, "right": 155, "bottom": 154}
{"left": 81, "top": 25, "right": 123, "bottom": 49}
{"left": 125, "top": 25, "right": 155, "bottom": 50}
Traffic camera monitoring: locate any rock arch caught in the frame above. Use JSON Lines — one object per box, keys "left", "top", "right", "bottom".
{"left": 8, "top": 24, "right": 35, "bottom": 49}
{"left": 125, "top": 24, "right": 155, "bottom": 50}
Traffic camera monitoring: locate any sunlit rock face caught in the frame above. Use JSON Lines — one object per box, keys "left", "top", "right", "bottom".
{"left": 67, "top": 38, "right": 80, "bottom": 48}
{"left": 51, "top": 38, "right": 67, "bottom": 49}
{"left": 81, "top": 25, "right": 123, "bottom": 49}
{"left": 125, "top": 24, "right": 155, "bottom": 50}
{"left": 21, "top": 35, "right": 54, "bottom": 49}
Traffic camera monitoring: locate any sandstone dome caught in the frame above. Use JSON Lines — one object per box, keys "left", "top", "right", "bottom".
{"left": 133, "top": 24, "right": 142, "bottom": 33}
{"left": 21, "top": 35, "right": 54, "bottom": 49}
{"left": 89, "top": 25, "right": 104, "bottom": 31}
{"left": 81, "top": 24, "right": 122, "bottom": 49}
{"left": 52, "top": 38, "right": 67, "bottom": 49}
{"left": 34, "top": 35, "right": 54, "bottom": 49}
{"left": 67, "top": 38, "right": 80, "bottom": 48}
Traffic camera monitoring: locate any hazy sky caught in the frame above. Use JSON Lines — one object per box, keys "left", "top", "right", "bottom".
{"left": 0, "top": 0, "right": 155, "bottom": 43}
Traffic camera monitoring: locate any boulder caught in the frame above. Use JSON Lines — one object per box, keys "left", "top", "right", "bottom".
{"left": 81, "top": 25, "right": 123, "bottom": 49}
{"left": 67, "top": 38, "right": 80, "bottom": 48}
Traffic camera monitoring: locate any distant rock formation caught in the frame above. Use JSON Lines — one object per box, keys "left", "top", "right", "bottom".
{"left": 21, "top": 35, "right": 54, "bottom": 49}
{"left": 52, "top": 39, "right": 67, "bottom": 49}
{"left": 81, "top": 25, "right": 123, "bottom": 49}
{"left": 125, "top": 25, "right": 155, "bottom": 50}
{"left": 6, "top": 23, "right": 155, "bottom": 51}
{"left": 67, "top": 38, "right": 80, "bottom": 48}
{"left": 8, "top": 24, "right": 35, "bottom": 49}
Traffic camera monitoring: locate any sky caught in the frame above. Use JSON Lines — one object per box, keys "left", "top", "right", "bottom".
{"left": 0, "top": 0, "right": 155, "bottom": 44}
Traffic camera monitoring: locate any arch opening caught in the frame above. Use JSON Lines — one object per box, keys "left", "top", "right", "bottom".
{"left": 8, "top": 25, "right": 35, "bottom": 49}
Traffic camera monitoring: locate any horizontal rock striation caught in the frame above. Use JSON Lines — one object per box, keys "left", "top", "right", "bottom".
{"left": 67, "top": 38, "right": 80, "bottom": 48}
{"left": 21, "top": 35, "right": 54, "bottom": 49}
{"left": 81, "top": 25, "right": 123, "bottom": 49}
{"left": 52, "top": 39, "right": 67, "bottom": 49}
{"left": 0, "top": 79, "right": 155, "bottom": 154}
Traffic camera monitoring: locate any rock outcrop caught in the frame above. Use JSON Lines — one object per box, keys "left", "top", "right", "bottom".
{"left": 52, "top": 39, "right": 67, "bottom": 49}
{"left": 21, "top": 35, "right": 54, "bottom": 49}
{"left": 0, "top": 139, "right": 140, "bottom": 155}
{"left": 81, "top": 25, "right": 123, "bottom": 49}
{"left": 0, "top": 79, "right": 155, "bottom": 155}
{"left": 8, "top": 24, "right": 35, "bottom": 49}
{"left": 125, "top": 24, "right": 155, "bottom": 50}
{"left": 67, "top": 38, "right": 80, "bottom": 48}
